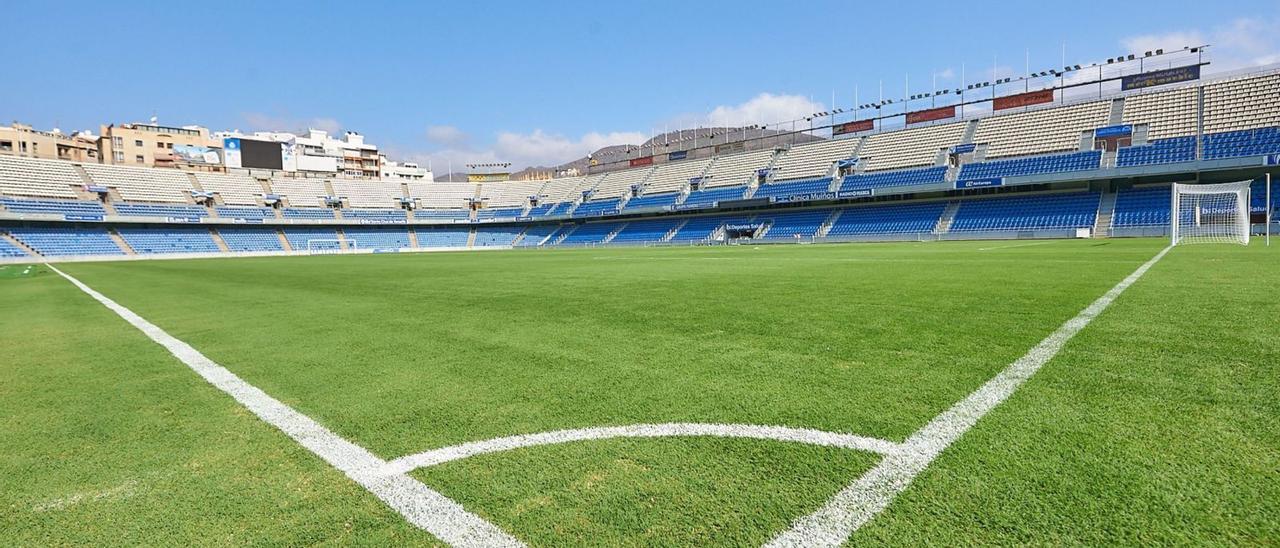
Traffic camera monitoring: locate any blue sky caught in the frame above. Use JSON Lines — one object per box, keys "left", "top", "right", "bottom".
{"left": 3, "top": 0, "right": 1278, "bottom": 170}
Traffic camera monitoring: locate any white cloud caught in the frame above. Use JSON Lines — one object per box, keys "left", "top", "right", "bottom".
{"left": 1122, "top": 17, "right": 1280, "bottom": 72}
{"left": 706, "top": 93, "right": 825, "bottom": 127}
{"left": 241, "top": 112, "right": 341, "bottom": 135}
{"left": 425, "top": 125, "right": 469, "bottom": 147}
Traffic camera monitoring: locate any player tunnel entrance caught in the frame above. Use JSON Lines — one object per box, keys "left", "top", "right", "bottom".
{"left": 724, "top": 223, "right": 763, "bottom": 240}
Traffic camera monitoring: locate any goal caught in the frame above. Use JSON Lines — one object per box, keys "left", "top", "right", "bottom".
{"left": 1171, "top": 181, "right": 1251, "bottom": 246}
{"left": 306, "top": 239, "right": 357, "bottom": 254}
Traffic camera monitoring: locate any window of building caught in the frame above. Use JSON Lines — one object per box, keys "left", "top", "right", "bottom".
{"left": 157, "top": 142, "right": 165, "bottom": 148}
{"left": 134, "top": 139, "right": 143, "bottom": 147}
{"left": 0, "top": 141, "right": 11, "bottom": 151}
{"left": 135, "top": 155, "right": 144, "bottom": 163}
{"left": 114, "top": 151, "right": 124, "bottom": 162}
{"left": 19, "top": 141, "right": 27, "bottom": 153}
{"left": 112, "top": 136, "right": 123, "bottom": 147}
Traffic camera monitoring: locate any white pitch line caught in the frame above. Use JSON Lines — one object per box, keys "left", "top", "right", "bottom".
{"left": 765, "top": 245, "right": 1173, "bottom": 547}
{"left": 47, "top": 265, "right": 523, "bottom": 548}
{"left": 385, "top": 423, "right": 900, "bottom": 475}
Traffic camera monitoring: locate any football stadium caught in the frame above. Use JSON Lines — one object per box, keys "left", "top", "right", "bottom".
{"left": 3, "top": 4, "right": 1279, "bottom": 546}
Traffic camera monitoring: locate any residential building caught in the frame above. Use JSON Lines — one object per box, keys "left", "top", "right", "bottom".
{"left": 0, "top": 123, "right": 99, "bottom": 162}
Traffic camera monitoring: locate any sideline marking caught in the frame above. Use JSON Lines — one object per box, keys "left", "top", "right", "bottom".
{"left": 386, "top": 423, "right": 899, "bottom": 475}
{"left": 47, "top": 265, "right": 523, "bottom": 548}
{"left": 766, "top": 245, "right": 1173, "bottom": 547}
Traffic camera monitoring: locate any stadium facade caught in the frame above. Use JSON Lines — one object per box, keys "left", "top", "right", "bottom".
{"left": 1, "top": 65, "right": 1278, "bottom": 262}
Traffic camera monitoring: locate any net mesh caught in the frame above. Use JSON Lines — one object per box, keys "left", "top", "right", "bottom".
{"left": 1171, "top": 181, "right": 1251, "bottom": 246}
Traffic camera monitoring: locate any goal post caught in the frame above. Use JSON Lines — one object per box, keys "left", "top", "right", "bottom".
{"left": 1171, "top": 181, "right": 1251, "bottom": 246}
{"left": 305, "top": 239, "right": 357, "bottom": 254}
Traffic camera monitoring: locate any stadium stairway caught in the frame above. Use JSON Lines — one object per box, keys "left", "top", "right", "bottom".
{"left": 934, "top": 201, "right": 961, "bottom": 234}
{"left": 0, "top": 232, "right": 37, "bottom": 256}
{"left": 755, "top": 220, "right": 774, "bottom": 239}
{"left": 407, "top": 229, "right": 420, "bottom": 249}
{"left": 662, "top": 219, "right": 688, "bottom": 242}
{"left": 817, "top": 209, "right": 843, "bottom": 237}
{"left": 209, "top": 229, "right": 230, "bottom": 252}
{"left": 276, "top": 229, "right": 293, "bottom": 252}
{"left": 602, "top": 223, "right": 626, "bottom": 244}
{"left": 335, "top": 228, "right": 350, "bottom": 249}
{"left": 465, "top": 228, "right": 477, "bottom": 248}
{"left": 107, "top": 229, "right": 135, "bottom": 255}
{"left": 1107, "top": 97, "right": 1126, "bottom": 125}
{"left": 1094, "top": 190, "right": 1118, "bottom": 237}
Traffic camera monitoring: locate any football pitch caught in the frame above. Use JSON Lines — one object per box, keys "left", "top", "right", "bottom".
{"left": 2, "top": 238, "right": 1276, "bottom": 545}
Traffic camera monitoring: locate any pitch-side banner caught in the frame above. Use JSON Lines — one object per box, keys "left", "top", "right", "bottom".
{"left": 833, "top": 119, "right": 874, "bottom": 136}
{"left": 1121, "top": 65, "right": 1201, "bottom": 91}
{"left": 994, "top": 88, "right": 1054, "bottom": 111}
{"left": 906, "top": 105, "right": 956, "bottom": 125}
{"left": 630, "top": 156, "right": 653, "bottom": 167}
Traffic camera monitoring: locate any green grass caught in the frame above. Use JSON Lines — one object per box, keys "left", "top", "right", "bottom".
{"left": 2, "top": 238, "right": 1275, "bottom": 545}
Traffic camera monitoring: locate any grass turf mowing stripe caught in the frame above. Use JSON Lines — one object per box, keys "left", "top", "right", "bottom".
{"left": 46, "top": 265, "right": 522, "bottom": 548}
{"left": 767, "top": 245, "right": 1174, "bottom": 547}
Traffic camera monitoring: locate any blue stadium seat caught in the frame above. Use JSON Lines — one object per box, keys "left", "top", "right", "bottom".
{"left": 572, "top": 198, "right": 622, "bottom": 218}
{"left": 0, "top": 236, "right": 31, "bottom": 257}
{"left": 215, "top": 206, "right": 276, "bottom": 219}
{"left": 622, "top": 192, "right": 680, "bottom": 212}
{"left": 218, "top": 227, "right": 284, "bottom": 252}
{"left": 341, "top": 209, "right": 407, "bottom": 222}
{"left": 416, "top": 227, "right": 470, "bottom": 247}
{"left": 679, "top": 186, "right": 747, "bottom": 209}
{"left": 753, "top": 178, "right": 833, "bottom": 200}
{"left": 474, "top": 226, "right": 524, "bottom": 246}
{"left": 282, "top": 227, "right": 341, "bottom": 250}
{"left": 414, "top": 209, "right": 470, "bottom": 220}
{"left": 950, "top": 192, "right": 1100, "bottom": 232}
{"left": 826, "top": 202, "right": 948, "bottom": 236}
{"left": 0, "top": 197, "right": 106, "bottom": 217}
{"left": 117, "top": 227, "right": 220, "bottom": 254}
{"left": 1116, "top": 136, "right": 1196, "bottom": 167}
{"left": 557, "top": 222, "right": 623, "bottom": 244}
{"left": 515, "top": 224, "right": 560, "bottom": 246}
{"left": 282, "top": 208, "right": 336, "bottom": 219}
{"left": 755, "top": 209, "right": 832, "bottom": 239}
{"left": 609, "top": 218, "right": 682, "bottom": 244}
{"left": 668, "top": 214, "right": 752, "bottom": 243}
{"left": 113, "top": 203, "right": 209, "bottom": 218}
{"left": 1203, "top": 127, "right": 1280, "bottom": 160}
{"left": 476, "top": 207, "right": 525, "bottom": 220}
{"left": 958, "top": 150, "right": 1101, "bottom": 181}
{"left": 342, "top": 227, "right": 412, "bottom": 249}
{"left": 839, "top": 166, "right": 948, "bottom": 192}
{"left": 1112, "top": 186, "right": 1171, "bottom": 227}
{"left": 8, "top": 227, "right": 124, "bottom": 256}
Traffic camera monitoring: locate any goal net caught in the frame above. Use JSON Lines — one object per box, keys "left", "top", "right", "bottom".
{"left": 306, "top": 239, "right": 357, "bottom": 254}
{"left": 1171, "top": 181, "right": 1250, "bottom": 246}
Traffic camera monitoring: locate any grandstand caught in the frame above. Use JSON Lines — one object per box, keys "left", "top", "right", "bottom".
{"left": 859, "top": 121, "right": 965, "bottom": 171}
{"left": 0, "top": 68, "right": 1276, "bottom": 262}
{"left": 269, "top": 178, "right": 331, "bottom": 209}
{"left": 702, "top": 149, "right": 775, "bottom": 188}
{"left": 82, "top": 163, "right": 194, "bottom": 202}
{"left": 642, "top": 158, "right": 713, "bottom": 195}
{"left": 0, "top": 156, "right": 81, "bottom": 198}
{"left": 771, "top": 138, "right": 860, "bottom": 180}
{"left": 332, "top": 179, "right": 405, "bottom": 209}
{"left": 194, "top": 172, "right": 266, "bottom": 206}
{"left": 972, "top": 100, "right": 1110, "bottom": 159}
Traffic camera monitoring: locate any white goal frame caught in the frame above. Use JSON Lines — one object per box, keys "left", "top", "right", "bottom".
{"left": 305, "top": 238, "right": 357, "bottom": 254}
{"left": 1171, "top": 181, "right": 1251, "bottom": 246}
